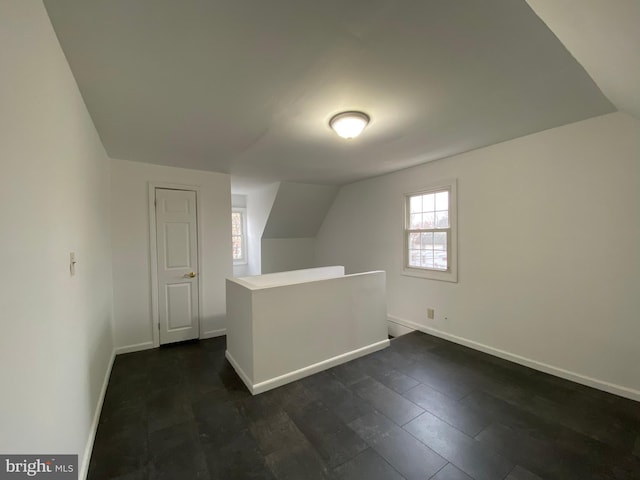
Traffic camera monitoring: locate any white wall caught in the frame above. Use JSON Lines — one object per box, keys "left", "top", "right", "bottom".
{"left": 246, "top": 183, "right": 279, "bottom": 275}
{"left": 241, "top": 182, "right": 338, "bottom": 276}
{"left": 261, "top": 238, "right": 317, "bottom": 274}
{"left": 0, "top": 1, "right": 114, "bottom": 476}
{"left": 262, "top": 182, "right": 339, "bottom": 238}
{"left": 231, "top": 194, "right": 247, "bottom": 208}
{"left": 317, "top": 112, "right": 640, "bottom": 400}
{"left": 257, "top": 182, "right": 339, "bottom": 274}
{"left": 110, "top": 159, "right": 233, "bottom": 350}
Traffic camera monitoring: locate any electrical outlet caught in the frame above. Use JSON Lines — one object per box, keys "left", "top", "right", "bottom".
{"left": 427, "top": 308, "right": 435, "bottom": 320}
{"left": 70, "top": 252, "right": 77, "bottom": 276}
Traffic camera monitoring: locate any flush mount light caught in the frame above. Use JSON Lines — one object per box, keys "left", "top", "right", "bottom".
{"left": 329, "top": 111, "right": 370, "bottom": 139}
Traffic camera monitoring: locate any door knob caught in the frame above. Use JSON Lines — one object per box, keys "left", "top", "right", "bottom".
{"left": 184, "top": 272, "right": 197, "bottom": 278}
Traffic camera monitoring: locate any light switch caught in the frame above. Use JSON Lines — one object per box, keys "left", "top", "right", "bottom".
{"left": 70, "top": 252, "right": 77, "bottom": 276}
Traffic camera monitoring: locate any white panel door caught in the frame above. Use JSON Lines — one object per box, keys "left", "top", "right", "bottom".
{"left": 155, "top": 188, "right": 199, "bottom": 344}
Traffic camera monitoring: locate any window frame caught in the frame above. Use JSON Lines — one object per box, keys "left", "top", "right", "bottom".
{"left": 403, "top": 179, "right": 458, "bottom": 283}
{"left": 231, "top": 207, "right": 248, "bottom": 266}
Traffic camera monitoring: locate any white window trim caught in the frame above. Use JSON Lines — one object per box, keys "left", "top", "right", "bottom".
{"left": 232, "top": 207, "right": 248, "bottom": 266}
{"left": 402, "top": 179, "right": 458, "bottom": 283}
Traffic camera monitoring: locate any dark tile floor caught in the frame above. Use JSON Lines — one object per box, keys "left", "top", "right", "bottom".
{"left": 88, "top": 332, "right": 640, "bottom": 480}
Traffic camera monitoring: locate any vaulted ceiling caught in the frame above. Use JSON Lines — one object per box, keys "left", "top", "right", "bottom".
{"left": 526, "top": 0, "right": 640, "bottom": 121}
{"left": 43, "top": 0, "right": 624, "bottom": 186}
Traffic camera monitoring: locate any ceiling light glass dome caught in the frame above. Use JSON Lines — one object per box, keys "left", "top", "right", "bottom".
{"left": 329, "top": 111, "right": 370, "bottom": 139}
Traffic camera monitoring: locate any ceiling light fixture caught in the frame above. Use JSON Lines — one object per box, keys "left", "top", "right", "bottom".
{"left": 329, "top": 111, "right": 370, "bottom": 139}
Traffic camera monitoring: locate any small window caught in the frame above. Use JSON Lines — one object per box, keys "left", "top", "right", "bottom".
{"left": 404, "top": 180, "right": 457, "bottom": 282}
{"left": 231, "top": 208, "right": 247, "bottom": 265}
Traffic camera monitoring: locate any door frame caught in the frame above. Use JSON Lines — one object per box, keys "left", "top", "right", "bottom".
{"left": 148, "top": 182, "right": 204, "bottom": 348}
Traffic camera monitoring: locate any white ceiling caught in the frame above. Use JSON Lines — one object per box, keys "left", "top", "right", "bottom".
{"left": 526, "top": 0, "right": 640, "bottom": 121}
{"left": 44, "top": 0, "right": 615, "bottom": 186}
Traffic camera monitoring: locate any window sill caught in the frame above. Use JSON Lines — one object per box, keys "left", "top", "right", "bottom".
{"left": 402, "top": 266, "right": 457, "bottom": 283}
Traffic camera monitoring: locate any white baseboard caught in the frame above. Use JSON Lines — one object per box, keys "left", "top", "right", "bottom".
{"left": 201, "top": 328, "right": 226, "bottom": 340}
{"left": 227, "top": 339, "right": 391, "bottom": 395}
{"left": 388, "top": 317, "right": 416, "bottom": 337}
{"left": 388, "top": 315, "right": 640, "bottom": 402}
{"left": 114, "top": 341, "right": 155, "bottom": 355}
{"left": 115, "top": 331, "right": 226, "bottom": 354}
{"left": 388, "top": 316, "right": 427, "bottom": 333}
{"left": 80, "top": 348, "right": 115, "bottom": 480}
{"left": 225, "top": 350, "right": 254, "bottom": 393}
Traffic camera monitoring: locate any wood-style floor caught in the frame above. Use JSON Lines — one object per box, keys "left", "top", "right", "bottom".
{"left": 88, "top": 332, "right": 640, "bottom": 480}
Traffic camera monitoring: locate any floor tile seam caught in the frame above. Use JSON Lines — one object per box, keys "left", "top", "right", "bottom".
{"left": 241, "top": 430, "right": 308, "bottom": 468}
{"left": 281, "top": 394, "right": 349, "bottom": 436}
{"left": 398, "top": 397, "right": 488, "bottom": 438}
{"left": 553, "top": 435, "right": 640, "bottom": 469}
{"left": 246, "top": 411, "right": 306, "bottom": 452}
{"left": 345, "top": 412, "right": 389, "bottom": 433}
{"left": 261, "top": 442, "right": 323, "bottom": 477}
{"left": 408, "top": 443, "right": 479, "bottom": 480}
{"left": 349, "top": 356, "right": 417, "bottom": 393}
{"left": 399, "top": 407, "right": 426, "bottom": 427}
{"left": 472, "top": 420, "right": 511, "bottom": 446}
{"left": 348, "top": 401, "right": 422, "bottom": 446}
{"left": 539, "top": 411, "right": 635, "bottom": 450}
{"left": 348, "top": 381, "right": 426, "bottom": 427}
{"left": 399, "top": 410, "right": 478, "bottom": 447}
{"left": 365, "top": 370, "right": 417, "bottom": 396}
{"left": 472, "top": 418, "right": 586, "bottom": 466}
{"left": 401, "top": 382, "right": 481, "bottom": 417}
{"left": 410, "top": 348, "right": 474, "bottom": 372}
{"left": 396, "top": 366, "right": 472, "bottom": 402}
{"left": 312, "top": 391, "right": 380, "bottom": 425}
{"left": 470, "top": 419, "right": 612, "bottom": 477}
{"left": 331, "top": 370, "right": 372, "bottom": 389}
{"left": 399, "top": 414, "right": 508, "bottom": 477}
{"left": 288, "top": 417, "right": 343, "bottom": 451}
{"left": 360, "top": 430, "right": 440, "bottom": 480}
{"left": 400, "top": 382, "right": 425, "bottom": 398}
{"left": 456, "top": 386, "right": 480, "bottom": 404}
{"left": 280, "top": 405, "right": 353, "bottom": 463}
{"left": 470, "top": 386, "right": 566, "bottom": 430}
{"left": 471, "top": 388, "right": 631, "bottom": 455}
{"left": 498, "top": 466, "right": 513, "bottom": 480}
{"left": 508, "top": 463, "right": 551, "bottom": 480}
{"left": 394, "top": 382, "right": 421, "bottom": 396}
{"left": 334, "top": 446, "right": 409, "bottom": 480}
{"left": 348, "top": 368, "right": 425, "bottom": 407}
{"left": 365, "top": 422, "right": 449, "bottom": 475}
{"left": 426, "top": 462, "right": 449, "bottom": 480}
{"left": 411, "top": 341, "right": 542, "bottom": 396}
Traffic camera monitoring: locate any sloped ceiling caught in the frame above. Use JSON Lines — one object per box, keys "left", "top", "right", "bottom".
{"left": 43, "top": 0, "right": 614, "bottom": 185}
{"left": 262, "top": 183, "right": 339, "bottom": 239}
{"left": 526, "top": 0, "right": 640, "bottom": 121}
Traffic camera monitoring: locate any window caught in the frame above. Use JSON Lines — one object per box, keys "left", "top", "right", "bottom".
{"left": 231, "top": 208, "right": 247, "bottom": 265}
{"left": 404, "top": 180, "right": 457, "bottom": 282}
